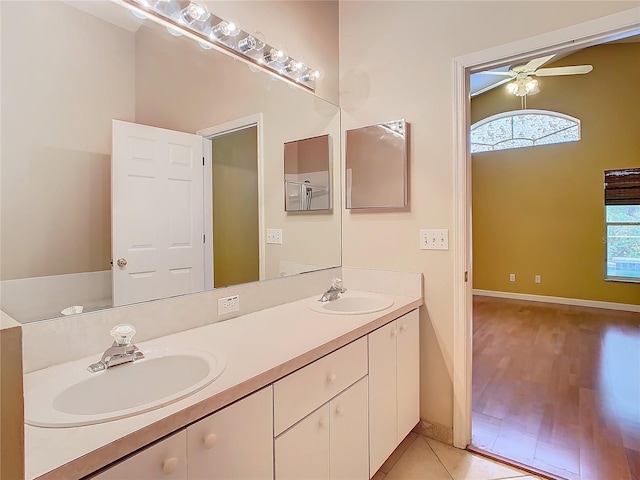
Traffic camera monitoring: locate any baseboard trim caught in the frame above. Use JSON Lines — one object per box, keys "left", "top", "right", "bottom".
{"left": 413, "top": 419, "right": 453, "bottom": 445}
{"left": 473, "top": 289, "right": 640, "bottom": 313}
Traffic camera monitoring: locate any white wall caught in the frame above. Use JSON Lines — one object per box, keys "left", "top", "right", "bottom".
{"left": 339, "top": 0, "right": 640, "bottom": 436}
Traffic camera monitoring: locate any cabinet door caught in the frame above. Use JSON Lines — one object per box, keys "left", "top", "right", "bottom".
{"left": 92, "top": 430, "right": 186, "bottom": 480}
{"left": 329, "top": 377, "right": 369, "bottom": 480}
{"left": 275, "top": 404, "right": 330, "bottom": 480}
{"left": 187, "top": 386, "right": 273, "bottom": 480}
{"left": 396, "top": 310, "right": 420, "bottom": 441}
{"left": 368, "top": 321, "right": 398, "bottom": 476}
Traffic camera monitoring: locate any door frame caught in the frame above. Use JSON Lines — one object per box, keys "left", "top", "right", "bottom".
{"left": 198, "top": 113, "right": 265, "bottom": 289}
{"left": 451, "top": 8, "right": 640, "bottom": 448}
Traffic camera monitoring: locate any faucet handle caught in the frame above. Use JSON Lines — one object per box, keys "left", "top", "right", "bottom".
{"left": 331, "top": 278, "right": 343, "bottom": 289}
{"left": 110, "top": 324, "right": 136, "bottom": 346}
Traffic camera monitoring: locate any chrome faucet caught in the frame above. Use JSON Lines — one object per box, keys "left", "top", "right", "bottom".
{"left": 319, "top": 278, "right": 347, "bottom": 302}
{"left": 87, "top": 324, "right": 144, "bottom": 373}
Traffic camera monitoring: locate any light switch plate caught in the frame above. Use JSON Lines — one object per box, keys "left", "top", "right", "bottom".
{"left": 266, "top": 228, "right": 283, "bottom": 244}
{"left": 419, "top": 229, "right": 449, "bottom": 250}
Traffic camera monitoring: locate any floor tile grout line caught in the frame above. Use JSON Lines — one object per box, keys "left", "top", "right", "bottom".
{"left": 421, "top": 436, "right": 455, "bottom": 480}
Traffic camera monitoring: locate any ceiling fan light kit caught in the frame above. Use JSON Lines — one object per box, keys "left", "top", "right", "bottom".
{"left": 506, "top": 75, "right": 539, "bottom": 97}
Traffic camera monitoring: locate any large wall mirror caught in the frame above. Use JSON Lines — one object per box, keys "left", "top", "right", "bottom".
{"left": 0, "top": 0, "right": 341, "bottom": 323}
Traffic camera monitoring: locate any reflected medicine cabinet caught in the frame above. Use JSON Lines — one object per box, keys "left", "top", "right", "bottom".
{"left": 345, "top": 119, "right": 408, "bottom": 209}
{"left": 284, "top": 134, "right": 332, "bottom": 212}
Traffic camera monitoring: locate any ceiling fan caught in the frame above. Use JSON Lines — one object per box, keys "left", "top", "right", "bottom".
{"left": 477, "top": 54, "right": 593, "bottom": 97}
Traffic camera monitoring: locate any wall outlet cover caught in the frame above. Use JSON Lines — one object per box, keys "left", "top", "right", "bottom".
{"left": 217, "top": 295, "right": 239, "bottom": 315}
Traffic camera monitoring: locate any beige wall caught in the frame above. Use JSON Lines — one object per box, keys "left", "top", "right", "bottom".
{"left": 207, "top": 1, "right": 339, "bottom": 105}
{"left": 472, "top": 43, "right": 640, "bottom": 305}
{"left": 339, "top": 0, "right": 639, "bottom": 434}
{"left": 0, "top": 0, "right": 135, "bottom": 281}
{"left": 1, "top": 313, "right": 24, "bottom": 480}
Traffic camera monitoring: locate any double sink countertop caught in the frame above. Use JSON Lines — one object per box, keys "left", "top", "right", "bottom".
{"left": 24, "top": 290, "right": 423, "bottom": 480}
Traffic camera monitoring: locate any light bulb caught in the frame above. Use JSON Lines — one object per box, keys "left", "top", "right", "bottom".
{"left": 506, "top": 82, "right": 518, "bottom": 95}
{"left": 211, "top": 19, "right": 241, "bottom": 39}
{"left": 284, "top": 59, "right": 305, "bottom": 74}
{"left": 198, "top": 40, "right": 213, "bottom": 50}
{"left": 299, "top": 69, "right": 321, "bottom": 83}
{"left": 181, "top": 2, "right": 209, "bottom": 23}
{"left": 143, "top": 0, "right": 179, "bottom": 17}
{"left": 167, "top": 26, "right": 183, "bottom": 36}
{"left": 237, "top": 33, "right": 265, "bottom": 53}
{"left": 264, "top": 47, "right": 287, "bottom": 64}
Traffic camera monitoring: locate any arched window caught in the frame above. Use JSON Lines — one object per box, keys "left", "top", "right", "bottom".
{"left": 470, "top": 109, "right": 580, "bottom": 154}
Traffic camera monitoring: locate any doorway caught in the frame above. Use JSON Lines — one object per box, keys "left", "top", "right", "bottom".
{"left": 452, "top": 4, "right": 640, "bottom": 451}
{"left": 209, "top": 127, "right": 259, "bottom": 288}
{"left": 199, "top": 114, "right": 265, "bottom": 289}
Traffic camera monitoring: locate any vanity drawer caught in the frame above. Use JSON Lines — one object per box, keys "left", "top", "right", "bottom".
{"left": 274, "top": 337, "right": 367, "bottom": 436}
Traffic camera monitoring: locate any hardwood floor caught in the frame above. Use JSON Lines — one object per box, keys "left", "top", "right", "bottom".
{"left": 471, "top": 295, "right": 640, "bottom": 480}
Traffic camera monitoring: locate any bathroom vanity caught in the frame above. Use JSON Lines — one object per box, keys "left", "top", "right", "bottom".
{"left": 24, "top": 287, "right": 422, "bottom": 480}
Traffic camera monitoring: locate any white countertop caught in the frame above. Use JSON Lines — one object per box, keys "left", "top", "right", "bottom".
{"left": 24, "top": 291, "right": 422, "bottom": 480}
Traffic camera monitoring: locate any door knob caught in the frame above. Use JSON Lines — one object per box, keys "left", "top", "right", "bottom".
{"left": 116, "top": 258, "right": 127, "bottom": 268}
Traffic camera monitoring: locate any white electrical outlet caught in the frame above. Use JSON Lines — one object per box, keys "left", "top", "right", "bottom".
{"left": 419, "top": 229, "right": 449, "bottom": 250}
{"left": 509, "top": 273, "right": 516, "bottom": 282}
{"left": 218, "top": 295, "right": 239, "bottom": 315}
{"left": 266, "top": 228, "right": 283, "bottom": 244}
{"left": 535, "top": 275, "right": 541, "bottom": 284}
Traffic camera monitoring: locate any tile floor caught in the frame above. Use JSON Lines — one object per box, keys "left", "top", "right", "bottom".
{"left": 373, "top": 433, "right": 541, "bottom": 480}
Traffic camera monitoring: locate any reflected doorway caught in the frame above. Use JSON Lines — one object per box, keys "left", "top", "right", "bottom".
{"left": 209, "top": 127, "right": 259, "bottom": 288}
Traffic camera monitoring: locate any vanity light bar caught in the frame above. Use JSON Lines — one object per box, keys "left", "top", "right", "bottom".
{"left": 111, "top": 0, "right": 320, "bottom": 93}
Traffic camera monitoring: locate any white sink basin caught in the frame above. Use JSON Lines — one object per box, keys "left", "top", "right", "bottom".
{"left": 309, "top": 292, "right": 394, "bottom": 315}
{"left": 25, "top": 348, "right": 226, "bottom": 427}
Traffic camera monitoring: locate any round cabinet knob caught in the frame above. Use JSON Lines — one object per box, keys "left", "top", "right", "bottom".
{"left": 203, "top": 433, "right": 218, "bottom": 449}
{"left": 116, "top": 258, "right": 127, "bottom": 268}
{"left": 161, "top": 456, "right": 179, "bottom": 475}
{"left": 391, "top": 328, "right": 399, "bottom": 338}
{"left": 327, "top": 373, "right": 337, "bottom": 384}
{"left": 336, "top": 406, "right": 344, "bottom": 417}
{"left": 400, "top": 324, "right": 407, "bottom": 332}
{"left": 318, "top": 418, "right": 327, "bottom": 430}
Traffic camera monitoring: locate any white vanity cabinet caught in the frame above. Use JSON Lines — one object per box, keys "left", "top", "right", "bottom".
{"left": 91, "top": 430, "right": 187, "bottom": 480}
{"left": 368, "top": 309, "right": 420, "bottom": 476}
{"left": 91, "top": 387, "right": 273, "bottom": 480}
{"left": 273, "top": 338, "right": 369, "bottom": 480}
{"left": 187, "top": 386, "right": 273, "bottom": 480}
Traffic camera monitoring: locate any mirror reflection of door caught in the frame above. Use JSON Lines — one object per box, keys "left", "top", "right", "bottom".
{"left": 210, "top": 127, "right": 259, "bottom": 288}
{"left": 111, "top": 120, "right": 205, "bottom": 307}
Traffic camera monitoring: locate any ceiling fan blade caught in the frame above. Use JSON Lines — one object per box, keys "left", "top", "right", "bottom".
{"left": 534, "top": 65, "right": 593, "bottom": 76}
{"left": 523, "top": 54, "right": 556, "bottom": 72}
{"left": 475, "top": 71, "right": 514, "bottom": 76}
{"left": 471, "top": 76, "right": 514, "bottom": 97}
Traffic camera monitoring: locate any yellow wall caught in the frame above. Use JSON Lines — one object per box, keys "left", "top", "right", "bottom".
{"left": 0, "top": 313, "right": 24, "bottom": 480}
{"left": 472, "top": 43, "right": 640, "bottom": 304}
{"left": 211, "top": 128, "right": 260, "bottom": 288}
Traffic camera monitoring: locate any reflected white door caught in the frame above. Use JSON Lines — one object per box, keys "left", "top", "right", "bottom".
{"left": 112, "top": 120, "right": 204, "bottom": 307}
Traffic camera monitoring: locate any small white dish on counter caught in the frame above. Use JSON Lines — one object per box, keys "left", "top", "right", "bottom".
{"left": 25, "top": 348, "right": 226, "bottom": 428}
{"left": 308, "top": 291, "right": 394, "bottom": 315}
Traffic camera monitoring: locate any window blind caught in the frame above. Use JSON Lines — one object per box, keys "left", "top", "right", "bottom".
{"left": 604, "top": 168, "right": 640, "bottom": 205}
